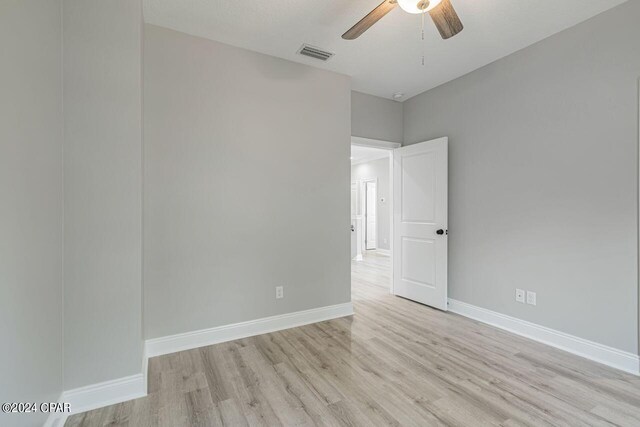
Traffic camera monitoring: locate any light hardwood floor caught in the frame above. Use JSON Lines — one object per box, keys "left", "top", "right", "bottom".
{"left": 66, "top": 251, "right": 640, "bottom": 426}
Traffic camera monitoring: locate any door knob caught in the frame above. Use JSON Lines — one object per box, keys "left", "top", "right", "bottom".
{"left": 436, "top": 229, "right": 445, "bottom": 235}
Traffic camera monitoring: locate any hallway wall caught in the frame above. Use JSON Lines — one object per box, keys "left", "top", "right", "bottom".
{"left": 352, "top": 158, "right": 392, "bottom": 251}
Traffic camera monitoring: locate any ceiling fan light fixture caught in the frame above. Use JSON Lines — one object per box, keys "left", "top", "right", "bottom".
{"left": 342, "top": 0, "right": 461, "bottom": 41}
{"left": 397, "top": 0, "right": 442, "bottom": 14}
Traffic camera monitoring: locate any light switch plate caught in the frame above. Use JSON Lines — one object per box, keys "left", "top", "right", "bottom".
{"left": 515, "top": 289, "right": 525, "bottom": 303}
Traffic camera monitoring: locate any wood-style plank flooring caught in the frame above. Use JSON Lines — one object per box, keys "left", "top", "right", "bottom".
{"left": 67, "top": 251, "right": 640, "bottom": 426}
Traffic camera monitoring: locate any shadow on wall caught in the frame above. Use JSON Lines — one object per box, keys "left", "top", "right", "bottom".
{"left": 251, "top": 52, "right": 313, "bottom": 80}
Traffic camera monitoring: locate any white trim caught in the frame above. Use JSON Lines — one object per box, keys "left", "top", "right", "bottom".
{"left": 389, "top": 149, "right": 395, "bottom": 294}
{"left": 145, "top": 302, "right": 354, "bottom": 358}
{"left": 43, "top": 373, "right": 147, "bottom": 425}
{"left": 351, "top": 136, "right": 400, "bottom": 150}
{"left": 351, "top": 157, "right": 389, "bottom": 166}
{"left": 61, "top": 373, "right": 146, "bottom": 415}
{"left": 375, "top": 249, "right": 391, "bottom": 256}
{"left": 43, "top": 394, "right": 66, "bottom": 427}
{"left": 354, "top": 254, "right": 363, "bottom": 261}
{"left": 43, "top": 358, "right": 148, "bottom": 425}
{"left": 448, "top": 299, "right": 640, "bottom": 375}
{"left": 142, "top": 345, "right": 149, "bottom": 396}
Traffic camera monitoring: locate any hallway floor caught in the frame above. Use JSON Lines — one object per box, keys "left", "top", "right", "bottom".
{"left": 66, "top": 251, "right": 640, "bottom": 426}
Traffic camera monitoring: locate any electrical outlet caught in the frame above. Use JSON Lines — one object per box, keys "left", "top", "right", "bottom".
{"left": 515, "top": 289, "right": 525, "bottom": 303}
{"left": 275, "top": 286, "right": 284, "bottom": 299}
{"left": 526, "top": 291, "right": 536, "bottom": 306}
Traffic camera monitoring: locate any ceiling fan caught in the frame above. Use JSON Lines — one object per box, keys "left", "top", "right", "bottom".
{"left": 342, "top": 0, "right": 463, "bottom": 40}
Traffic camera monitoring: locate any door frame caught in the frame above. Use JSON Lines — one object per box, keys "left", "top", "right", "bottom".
{"left": 362, "top": 177, "right": 378, "bottom": 250}
{"left": 351, "top": 137, "right": 401, "bottom": 292}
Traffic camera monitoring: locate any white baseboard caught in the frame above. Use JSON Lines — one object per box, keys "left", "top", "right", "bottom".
{"left": 375, "top": 249, "right": 391, "bottom": 256}
{"left": 145, "top": 302, "right": 354, "bottom": 358}
{"left": 61, "top": 373, "right": 146, "bottom": 417}
{"left": 448, "top": 299, "right": 640, "bottom": 376}
{"left": 354, "top": 254, "right": 363, "bottom": 261}
{"left": 43, "top": 394, "right": 66, "bottom": 427}
{"left": 42, "top": 372, "right": 145, "bottom": 426}
{"left": 141, "top": 346, "right": 149, "bottom": 396}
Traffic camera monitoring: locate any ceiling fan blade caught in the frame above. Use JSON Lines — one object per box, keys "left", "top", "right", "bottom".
{"left": 342, "top": 0, "right": 398, "bottom": 40}
{"left": 429, "top": 0, "right": 463, "bottom": 39}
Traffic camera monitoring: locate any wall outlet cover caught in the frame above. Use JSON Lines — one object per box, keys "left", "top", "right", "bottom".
{"left": 276, "top": 286, "right": 284, "bottom": 299}
{"left": 526, "top": 291, "right": 537, "bottom": 306}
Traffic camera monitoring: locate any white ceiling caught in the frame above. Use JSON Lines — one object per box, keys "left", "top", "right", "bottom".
{"left": 143, "top": 0, "right": 627, "bottom": 101}
{"left": 351, "top": 145, "right": 389, "bottom": 165}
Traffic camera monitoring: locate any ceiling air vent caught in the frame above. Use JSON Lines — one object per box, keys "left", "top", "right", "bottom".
{"left": 297, "top": 44, "right": 334, "bottom": 62}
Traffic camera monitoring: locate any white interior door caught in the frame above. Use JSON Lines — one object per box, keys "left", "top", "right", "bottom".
{"left": 393, "top": 137, "right": 448, "bottom": 310}
{"left": 365, "top": 181, "right": 377, "bottom": 250}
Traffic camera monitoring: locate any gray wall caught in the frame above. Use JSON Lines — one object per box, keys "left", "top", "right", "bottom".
{"left": 63, "top": 0, "right": 143, "bottom": 388}
{"left": 352, "top": 91, "right": 403, "bottom": 143}
{"left": 0, "top": 1, "right": 63, "bottom": 426}
{"left": 352, "top": 158, "right": 391, "bottom": 251}
{"left": 403, "top": 1, "right": 640, "bottom": 353}
{"left": 143, "top": 25, "right": 351, "bottom": 339}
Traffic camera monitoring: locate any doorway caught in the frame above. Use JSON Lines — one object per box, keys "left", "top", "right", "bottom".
{"left": 350, "top": 137, "right": 399, "bottom": 291}
{"left": 350, "top": 136, "right": 449, "bottom": 312}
